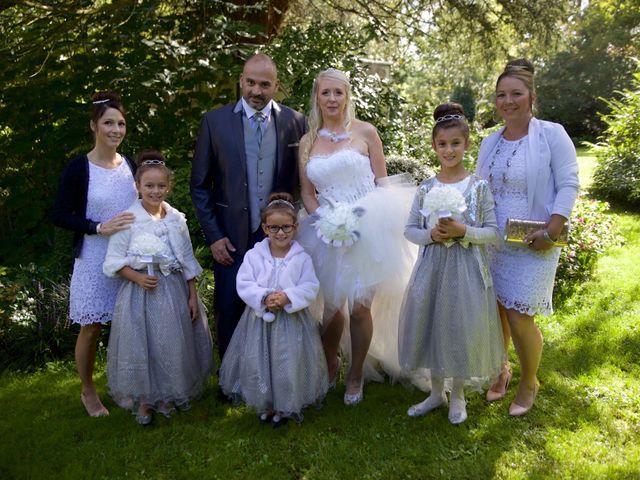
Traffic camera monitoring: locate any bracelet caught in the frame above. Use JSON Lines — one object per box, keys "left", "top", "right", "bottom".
{"left": 542, "top": 230, "right": 556, "bottom": 245}
{"left": 96, "top": 223, "right": 102, "bottom": 235}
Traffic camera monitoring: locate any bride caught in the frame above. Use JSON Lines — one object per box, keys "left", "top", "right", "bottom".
{"left": 297, "top": 68, "right": 416, "bottom": 405}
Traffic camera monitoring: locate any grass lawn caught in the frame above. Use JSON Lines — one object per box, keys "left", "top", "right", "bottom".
{"left": 1, "top": 152, "right": 638, "bottom": 479}
{"left": 576, "top": 145, "right": 598, "bottom": 190}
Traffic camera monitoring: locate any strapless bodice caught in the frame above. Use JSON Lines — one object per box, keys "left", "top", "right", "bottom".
{"left": 307, "top": 148, "right": 376, "bottom": 203}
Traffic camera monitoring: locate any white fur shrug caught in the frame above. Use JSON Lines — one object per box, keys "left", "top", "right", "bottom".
{"left": 103, "top": 199, "right": 203, "bottom": 281}
{"left": 236, "top": 238, "right": 319, "bottom": 318}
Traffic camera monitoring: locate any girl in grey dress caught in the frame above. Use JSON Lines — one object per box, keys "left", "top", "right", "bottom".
{"left": 219, "top": 193, "right": 328, "bottom": 427}
{"left": 103, "top": 151, "right": 213, "bottom": 425}
{"left": 398, "top": 103, "right": 504, "bottom": 424}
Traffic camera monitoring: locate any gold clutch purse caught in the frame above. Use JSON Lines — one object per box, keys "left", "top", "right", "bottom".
{"left": 504, "top": 219, "right": 569, "bottom": 247}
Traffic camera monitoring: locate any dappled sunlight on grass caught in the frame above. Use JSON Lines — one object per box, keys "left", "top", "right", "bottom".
{"left": 2, "top": 211, "right": 640, "bottom": 478}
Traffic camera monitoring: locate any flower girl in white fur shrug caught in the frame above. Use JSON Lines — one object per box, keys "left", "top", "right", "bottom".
{"left": 103, "top": 151, "right": 213, "bottom": 426}
{"left": 219, "top": 192, "right": 328, "bottom": 427}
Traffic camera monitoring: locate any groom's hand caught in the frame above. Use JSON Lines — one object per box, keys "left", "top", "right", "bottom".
{"left": 211, "top": 237, "right": 236, "bottom": 266}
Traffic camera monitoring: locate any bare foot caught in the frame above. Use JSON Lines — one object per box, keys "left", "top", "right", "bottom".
{"left": 80, "top": 391, "right": 109, "bottom": 417}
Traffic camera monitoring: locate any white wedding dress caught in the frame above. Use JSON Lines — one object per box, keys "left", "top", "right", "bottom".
{"left": 296, "top": 148, "right": 417, "bottom": 381}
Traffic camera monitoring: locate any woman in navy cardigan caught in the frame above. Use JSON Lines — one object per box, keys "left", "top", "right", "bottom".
{"left": 476, "top": 59, "right": 579, "bottom": 416}
{"left": 52, "top": 92, "right": 137, "bottom": 417}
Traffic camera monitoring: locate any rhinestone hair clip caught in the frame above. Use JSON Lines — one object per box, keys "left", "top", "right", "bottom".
{"left": 141, "top": 159, "right": 165, "bottom": 166}
{"left": 435, "top": 114, "right": 465, "bottom": 124}
{"left": 92, "top": 99, "right": 110, "bottom": 104}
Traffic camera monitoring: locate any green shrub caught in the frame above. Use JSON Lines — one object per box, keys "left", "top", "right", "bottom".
{"left": 590, "top": 71, "right": 640, "bottom": 207}
{"left": 554, "top": 195, "right": 624, "bottom": 305}
{"left": 0, "top": 264, "right": 78, "bottom": 371}
{"left": 386, "top": 154, "right": 436, "bottom": 183}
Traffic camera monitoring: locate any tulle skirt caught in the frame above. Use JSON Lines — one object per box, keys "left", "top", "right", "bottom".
{"left": 296, "top": 175, "right": 418, "bottom": 382}
{"left": 219, "top": 307, "right": 328, "bottom": 421}
{"left": 107, "top": 271, "right": 214, "bottom": 412}
{"left": 398, "top": 243, "right": 504, "bottom": 391}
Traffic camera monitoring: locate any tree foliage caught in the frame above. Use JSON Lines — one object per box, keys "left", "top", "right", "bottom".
{"left": 0, "top": 0, "right": 264, "bottom": 268}
{"left": 0, "top": 0, "right": 627, "bottom": 272}
{"left": 536, "top": 0, "right": 640, "bottom": 139}
{"left": 293, "top": 0, "right": 571, "bottom": 45}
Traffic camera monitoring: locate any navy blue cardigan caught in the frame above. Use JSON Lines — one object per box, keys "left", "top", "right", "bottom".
{"left": 52, "top": 154, "right": 137, "bottom": 258}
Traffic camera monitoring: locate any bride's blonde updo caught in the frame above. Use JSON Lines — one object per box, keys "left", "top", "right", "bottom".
{"left": 300, "top": 68, "right": 357, "bottom": 165}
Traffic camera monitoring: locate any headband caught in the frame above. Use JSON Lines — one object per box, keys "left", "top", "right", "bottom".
{"left": 141, "top": 159, "right": 165, "bottom": 166}
{"left": 267, "top": 199, "right": 295, "bottom": 209}
{"left": 435, "top": 114, "right": 465, "bottom": 124}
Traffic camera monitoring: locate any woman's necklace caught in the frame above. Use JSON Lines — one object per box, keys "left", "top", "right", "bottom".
{"left": 488, "top": 136, "right": 524, "bottom": 201}
{"left": 318, "top": 128, "right": 351, "bottom": 143}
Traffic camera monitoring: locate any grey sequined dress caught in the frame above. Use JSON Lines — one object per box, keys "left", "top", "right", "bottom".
{"left": 103, "top": 200, "right": 213, "bottom": 412}
{"left": 398, "top": 175, "right": 504, "bottom": 382}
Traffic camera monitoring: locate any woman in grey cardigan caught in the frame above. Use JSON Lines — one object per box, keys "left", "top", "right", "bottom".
{"left": 476, "top": 59, "right": 579, "bottom": 416}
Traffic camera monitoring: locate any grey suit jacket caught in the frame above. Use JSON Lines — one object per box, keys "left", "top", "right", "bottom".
{"left": 190, "top": 101, "right": 306, "bottom": 255}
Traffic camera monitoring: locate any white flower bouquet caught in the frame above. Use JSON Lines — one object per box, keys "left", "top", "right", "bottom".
{"left": 128, "top": 233, "right": 170, "bottom": 275}
{"left": 419, "top": 185, "right": 468, "bottom": 247}
{"left": 313, "top": 203, "right": 366, "bottom": 247}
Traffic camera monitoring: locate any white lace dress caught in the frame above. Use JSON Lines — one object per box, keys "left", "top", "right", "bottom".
{"left": 487, "top": 136, "right": 561, "bottom": 316}
{"left": 69, "top": 160, "right": 137, "bottom": 325}
{"left": 296, "top": 148, "right": 417, "bottom": 380}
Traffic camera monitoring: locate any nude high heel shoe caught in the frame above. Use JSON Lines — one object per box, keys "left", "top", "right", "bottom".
{"left": 509, "top": 383, "right": 539, "bottom": 417}
{"left": 486, "top": 367, "right": 513, "bottom": 402}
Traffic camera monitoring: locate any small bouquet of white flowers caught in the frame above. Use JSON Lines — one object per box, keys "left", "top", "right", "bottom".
{"left": 419, "top": 185, "right": 467, "bottom": 247}
{"left": 128, "top": 233, "right": 171, "bottom": 275}
{"left": 313, "top": 202, "right": 366, "bottom": 247}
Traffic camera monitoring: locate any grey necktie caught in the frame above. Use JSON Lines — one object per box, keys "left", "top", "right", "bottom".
{"left": 253, "top": 111, "right": 265, "bottom": 147}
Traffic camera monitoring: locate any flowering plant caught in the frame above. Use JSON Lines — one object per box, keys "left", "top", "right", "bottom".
{"left": 313, "top": 203, "right": 365, "bottom": 247}
{"left": 554, "top": 195, "right": 624, "bottom": 305}
{"left": 128, "top": 233, "right": 170, "bottom": 275}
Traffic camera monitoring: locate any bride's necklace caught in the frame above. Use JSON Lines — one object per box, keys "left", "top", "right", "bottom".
{"left": 318, "top": 128, "right": 351, "bottom": 143}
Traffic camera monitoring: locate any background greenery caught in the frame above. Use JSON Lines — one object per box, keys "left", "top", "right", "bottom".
{"left": 1, "top": 1, "right": 639, "bottom": 477}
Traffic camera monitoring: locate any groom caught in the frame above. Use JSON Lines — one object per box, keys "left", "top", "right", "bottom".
{"left": 191, "top": 53, "right": 306, "bottom": 360}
